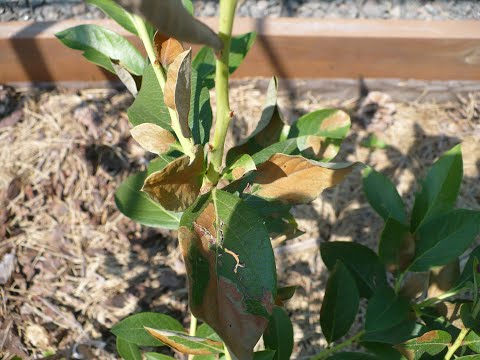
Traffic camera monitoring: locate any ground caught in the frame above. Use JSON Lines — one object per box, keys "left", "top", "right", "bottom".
{"left": 0, "top": 80, "right": 479, "bottom": 359}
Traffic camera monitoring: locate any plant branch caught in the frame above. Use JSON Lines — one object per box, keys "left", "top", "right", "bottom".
{"left": 310, "top": 331, "right": 365, "bottom": 360}
{"left": 132, "top": 14, "right": 195, "bottom": 160}
{"left": 207, "top": 0, "right": 238, "bottom": 183}
{"left": 187, "top": 313, "right": 198, "bottom": 360}
{"left": 444, "top": 327, "right": 469, "bottom": 360}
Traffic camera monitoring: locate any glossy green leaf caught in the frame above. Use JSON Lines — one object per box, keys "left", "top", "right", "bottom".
{"left": 362, "top": 320, "right": 427, "bottom": 345}
{"left": 362, "top": 167, "right": 407, "bottom": 224}
{"left": 87, "top": 0, "right": 138, "bottom": 35}
{"left": 116, "top": 337, "right": 142, "bottom": 360}
{"left": 289, "top": 109, "right": 350, "bottom": 140}
{"left": 378, "top": 218, "right": 412, "bottom": 272}
{"left": 263, "top": 306, "right": 294, "bottom": 360}
{"left": 253, "top": 350, "right": 276, "bottom": 360}
{"left": 145, "top": 353, "right": 176, "bottom": 360}
{"left": 56, "top": 24, "right": 145, "bottom": 75}
{"left": 454, "top": 245, "right": 480, "bottom": 291}
{"left": 179, "top": 190, "right": 276, "bottom": 359}
{"left": 326, "top": 353, "right": 379, "bottom": 360}
{"left": 321, "top": 241, "right": 387, "bottom": 298}
{"left": 411, "top": 144, "right": 463, "bottom": 232}
{"left": 409, "top": 210, "right": 480, "bottom": 272}
{"left": 465, "top": 331, "right": 480, "bottom": 353}
{"left": 365, "top": 286, "right": 410, "bottom": 332}
{"left": 82, "top": 48, "right": 115, "bottom": 73}
{"left": 111, "top": 312, "right": 184, "bottom": 346}
{"left": 320, "top": 261, "right": 359, "bottom": 343}
{"left": 114, "top": 157, "right": 181, "bottom": 229}
{"left": 250, "top": 139, "right": 298, "bottom": 166}
{"left": 128, "top": 64, "right": 171, "bottom": 130}
{"left": 396, "top": 330, "right": 451, "bottom": 360}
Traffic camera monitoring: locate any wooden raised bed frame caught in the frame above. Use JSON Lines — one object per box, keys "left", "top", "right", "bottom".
{"left": 1, "top": 18, "right": 479, "bottom": 85}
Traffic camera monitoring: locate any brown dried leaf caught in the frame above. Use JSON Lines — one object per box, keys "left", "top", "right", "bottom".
{"left": 142, "top": 146, "right": 204, "bottom": 211}
{"left": 428, "top": 260, "right": 460, "bottom": 298}
{"left": 154, "top": 32, "right": 184, "bottom": 68}
{"left": 130, "top": 123, "right": 176, "bottom": 154}
{"left": 252, "top": 153, "right": 357, "bottom": 204}
{"left": 164, "top": 49, "right": 192, "bottom": 138}
{"left": 400, "top": 272, "right": 429, "bottom": 300}
{"left": 115, "top": 0, "right": 222, "bottom": 50}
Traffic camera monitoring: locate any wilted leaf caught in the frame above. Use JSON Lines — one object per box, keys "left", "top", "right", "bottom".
{"left": 411, "top": 144, "right": 463, "bottom": 232}
{"left": 111, "top": 60, "right": 139, "bottom": 96}
{"left": 111, "top": 312, "right": 184, "bottom": 346}
{"left": 409, "top": 210, "right": 480, "bottom": 272}
{"left": 114, "top": 156, "right": 181, "bottom": 229}
{"left": 250, "top": 153, "right": 357, "bottom": 205}
{"left": 164, "top": 49, "right": 192, "bottom": 138}
{"left": 87, "top": 0, "right": 139, "bottom": 35}
{"left": 379, "top": 218, "right": 414, "bottom": 272}
{"left": 116, "top": 337, "right": 142, "bottom": 360}
{"left": 320, "top": 261, "right": 359, "bottom": 343}
{"left": 263, "top": 306, "right": 294, "bottom": 360}
{"left": 130, "top": 123, "right": 176, "bottom": 155}
{"left": 365, "top": 286, "right": 410, "bottom": 332}
{"left": 321, "top": 241, "right": 387, "bottom": 298}
{"left": 427, "top": 260, "right": 460, "bottom": 298}
{"left": 223, "top": 154, "right": 256, "bottom": 181}
{"left": 395, "top": 330, "right": 451, "bottom": 360}
{"left": 145, "top": 328, "right": 223, "bottom": 355}
{"left": 115, "top": 0, "right": 222, "bottom": 49}
{"left": 142, "top": 146, "right": 204, "bottom": 212}
{"left": 154, "top": 32, "right": 184, "bottom": 68}
{"left": 289, "top": 109, "right": 351, "bottom": 139}
{"left": 296, "top": 136, "right": 342, "bottom": 162}
{"left": 178, "top": 190, "right": 276, "bottom": 360}
{"left": 56, "top": 24, "right": 145, "bottom": 75}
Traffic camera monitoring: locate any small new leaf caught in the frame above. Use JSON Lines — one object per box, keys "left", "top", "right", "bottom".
{"left": 165, "top": 49, "right": 193, "bottom": 138}
{"left": 130, "top": 123, "right": 176, "bottom": 155}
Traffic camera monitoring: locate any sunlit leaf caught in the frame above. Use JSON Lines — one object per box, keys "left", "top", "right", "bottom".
{"left": 360, "top": 133, "right": 387, "bottom": 149}
{"left": 116, "top": 337, "right": 142, "bottom": 360}
{"left": 196, "top": 323, "right": 222, "bottom": 342}
{"left": 114, "top": 0, "right": 222, "bottom": 49}
{"left": 87, "top": 0, "right": 139, "bottom": 35}
{"left": 154, "top": 33, "right": 185, "bottom": 69}
{"left": 56, "top": 24, "right": 145, "bottom": 75}
{"left": 222, "top": 154, "right": 256, "bottom": 181}
{"left": 142, "top": 146, "right": 204, "bottom": 212}
{"left": 289, "top": 109, "right": 350, "bottom": 140}
{"left": 320, "top": 261, "right": 359, "bottom": 343}
{"left": 395, "top": 330, "right": 451, "bottom": 360}
{"left": 263, "top": 306, "right": 294, "bottom": 360}
{"left": 178, "top": 190, "right": 276, "bottom": 360}
{"left": 465, "top": 331, "right": 480, "bottom": 353}
{"left": 296, "top": 136, "right": 342, "bottom": 162}
{"left": 82, "top": 48, "right": 115, "bottom": 73}
{"left": 130, "top": 123, "right": 176, "bottom": 155}
{"left": 250, "top": 139, "right": 298, "bottom": 166}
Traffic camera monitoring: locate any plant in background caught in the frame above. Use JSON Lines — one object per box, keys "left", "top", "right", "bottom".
{"left": 313, "top": 144, "right": 480, "bottom": 359}
{"left": 58, "top": 1, "right": 355, "bottom": 359}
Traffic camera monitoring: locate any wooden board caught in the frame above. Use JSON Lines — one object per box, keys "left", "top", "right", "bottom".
{"left": 1, "top": 18, "right": 479, "bottom": 85}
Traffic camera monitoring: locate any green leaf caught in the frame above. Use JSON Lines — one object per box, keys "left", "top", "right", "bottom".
{"left": 396, "top": 330, "right": 451, "bottom": 360}
{"left": 461, "top": 303, "right": 480, "bottom": 332}
{"left": 454, "top": 245, "right": 480, "bottom": 291}
{"left": 116, "top": 337, "right": 142, "bottom": 360}
{"left": 182, "top": 0, "right": 194, "bottom": 15}
{"left": 409, "top": 210, "right": 480, "bottom": 272}
{"left": 365, "top": 286, "right": 410, "bottom": 332}
{"left": 179, "top": 190, "right": 276, "bottom": 359}
{"left": 362, "top": 320, "right": 427, "bottom": 344}
{"left": 296, "top": 136, "right": 342, "bottom": 162}
{"left": 263, "top": 306, "right": 294, "bottom": 360}
{"left": 320, "top": 261, "right": 359, "bottom": 343}
{"left": 465, "top": 331, "right": 480, "bottom": 353}
{"left": 56, "top": 24, "right": 145, "bottom": 75}
{"left": 222, "top": 154, "right": 256, "bottom": 181}
{"left": 253, "top": 350, "right": 277, "bottom": 360}
{"left": 111, "top": 312, "right": 184, "bottom": 346}
{"left": 190, "top": 68, "right": 212, "bottom": 145}
{"left": 145, "top": 353, "right": 176, "bottom": 360}
{"left": 196, "top": 323, "right": 222, "bottom": 342}
{"left": 378, "top": 218, "right": 413, "bottom": 272}
{"left": 360, "top": 133, "right": 387, "bottom": 149}
{"left": 86, "top": 0, "right": 138, "bottom": 35}
{"left": 362, "top": 167, "right": 407, "bottom": 224}
{"left": 193, "top": 32, "right": 257, "bottom": 88}
{"left": 276, "top": 286, "right": 297, "bottom": 303}
{"left": 326, "top": 353, "right": 379, "bottom": 360}
{"left": 128, "top": 64, "right": 171, "bottom": 130}
{"left": 411, "top": 144, "right": 463, "bottom": 232}
{"left": 456, "top": 356, "right": 480, "bottom": 359}
{"left": 361, "top": 342, "right": 406, "bottom": 360}
{"left": 82, "top": 48, "right": 115, "bottom": 73}
{"left": 289, "top": 109, "right": 350, "bottom": 140}
{"left": 114, "top": 157, "right": 181, "bottom": 229}
{"left": 320, "top": 242, "right": 387, "bottom": 298}
{"left": 250, "top": 139, "right": 298, "bottom": 165}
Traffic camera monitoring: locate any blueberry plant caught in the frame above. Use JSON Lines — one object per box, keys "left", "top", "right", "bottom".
{"left": 57, "top": 1, "right": 480, "bottom": 359}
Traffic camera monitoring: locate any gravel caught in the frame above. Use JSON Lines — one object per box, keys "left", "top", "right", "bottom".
{"left": 1, "top": 0, "right": 479, "bottom": 22}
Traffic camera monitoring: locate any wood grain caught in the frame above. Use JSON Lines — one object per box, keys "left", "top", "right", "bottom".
{"left": 1, "top": 18, "right": 479, "bottom": 85}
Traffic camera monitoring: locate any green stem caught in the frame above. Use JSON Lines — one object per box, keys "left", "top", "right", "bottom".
{"left": 132, "top": 15, "right": 195, "bottom": 160}
{"left": 444, "top": 328, "right": 469, "bottom": 360}
{"left": 187, "top": 314, "right": 198, "bottom": 360}
{"left": 311, "top": 331, "right": 365, "bottom": 360}
{"left": 206, "top": 0, "right": 238, "bottom": 183}
{"left": 416, "top": 289, "right": 461, "bottom": 309}
{"left": 394, "top": 271, "right": 406, "bottom": 294}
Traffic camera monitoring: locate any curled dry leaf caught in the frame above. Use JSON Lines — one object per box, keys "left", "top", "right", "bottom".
{"left": 142, "top": 146, "right": 204, "bottom": 211}
{"left": 251, "top": 153, "right": 358, "bottom": 204}
{"left": 153, "top": 31, "right": 184, "bottom": 68}
{"left": 164, "top": 49, "right": 192, "bottom": 138}
{"left": 114, "top": 0, "right": 222, "bottom": 50}
{"left": 130, "top": 123, "right": 176, "bottom": 154}
{"left": 111, "top": 60, "right": 139, "bottom": 96}
{"left": 144, "top": 328, "right": 223, "bottom": 355}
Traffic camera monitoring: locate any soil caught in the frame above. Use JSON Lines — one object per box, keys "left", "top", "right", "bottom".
{"left": 0, "top": 79, "right": 479, "bottom": 359}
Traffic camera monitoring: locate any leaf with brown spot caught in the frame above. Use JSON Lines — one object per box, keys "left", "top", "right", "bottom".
{"left": 251, "top": 153, "right": 358, "bottom": 204}
{"left": 114, "top": 0, "right": 222, "bottom": 49}
{"left": 289, "top": 109, "right": 351, "bottom": 140}
{"left": 153, "top": 32, "right": 184, "bottom": 68}
{"left": 130, "top": 123, "right": 176, "bottom": 155}
{"left": 222, "top": 154, "right": 256, "bottom": 181}
{"left": 164, "top": 49, "right": 192, "bottom": 138}
{"left": 296, "top": 136, "right": 342, "bottom": 162}
{"left": 395, "top": 330, "right": 451, "bottom": 360}
{"left": 142, "top": 146, "right": 204, "bottom": 211}
{"left": 178, "top": 190, "right": 276, "bottom": 360}
{"left": 144, "top": 328, "right": 223, "bottom": 355}
{"left": 427, "top": 260, "right": 460, "bottom": 298}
